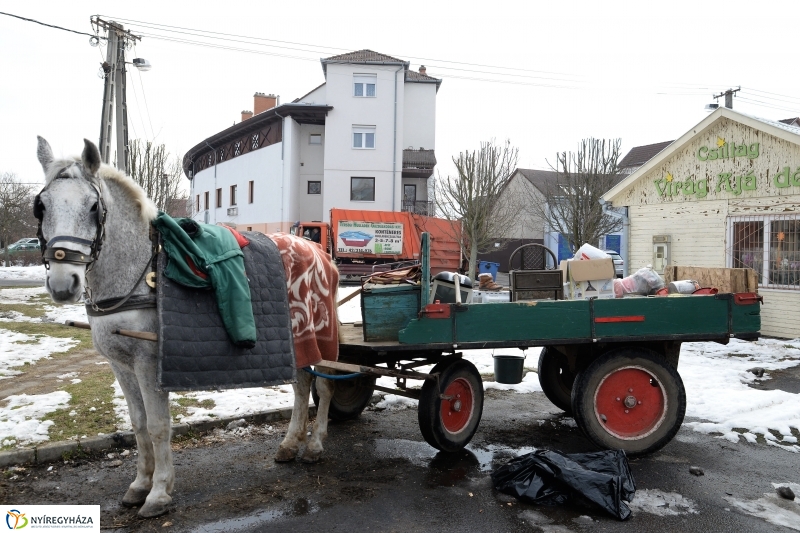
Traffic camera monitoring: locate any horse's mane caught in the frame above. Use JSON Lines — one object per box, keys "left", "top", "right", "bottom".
{"left": 45, "top": 158, "right": 158, "bottom": 222}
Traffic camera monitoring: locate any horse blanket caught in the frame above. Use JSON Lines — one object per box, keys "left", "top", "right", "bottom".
{"left": 156, "top": 231, "right": 338, "bottom": 391}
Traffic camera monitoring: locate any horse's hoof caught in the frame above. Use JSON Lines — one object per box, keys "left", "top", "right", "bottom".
{"left": 300, "top": 449, "right": 322, "bottom": 464}
{"left": 121, "top": 487, "right": 150, "bottom": 507}
{"left": 274, "top": 446, "right": 298, "bottom": 463}
{"left": 138, "top": 498, "right": 171, "bottom": 518}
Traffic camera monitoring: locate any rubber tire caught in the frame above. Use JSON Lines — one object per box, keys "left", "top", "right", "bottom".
{"left": 311, "top": 374, "right": 376, "bottom": 421}
{"left": 571, "top": 348, "right": 686, "bottom": 457}
{"left": 418, "top": 359, "right": 484, "bottom": 453}
{"left": 537, "top": 347, "right": 576, "bottom": 414}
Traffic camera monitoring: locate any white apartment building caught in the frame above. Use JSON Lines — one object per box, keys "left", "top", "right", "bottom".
{"left": 182, "top": 50, "right": 441, "bottom": 233}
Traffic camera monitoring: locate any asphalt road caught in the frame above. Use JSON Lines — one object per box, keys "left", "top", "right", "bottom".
{"left": 3, "top": 387, "right": 798, "bottom": 533}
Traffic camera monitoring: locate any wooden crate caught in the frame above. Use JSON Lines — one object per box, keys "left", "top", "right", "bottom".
{"left": 361, "top": 284, "right": 421, "bottom": 342}
{"left": 664, "top": 266, "right": 759, "bottom": 293}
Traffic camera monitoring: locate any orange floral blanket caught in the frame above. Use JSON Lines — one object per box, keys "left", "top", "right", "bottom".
{"left": 268, "top": 233, "right": 339, "bottom": 368}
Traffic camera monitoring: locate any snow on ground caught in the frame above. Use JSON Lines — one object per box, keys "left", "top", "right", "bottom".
{"left": 627, "top": 489, "right": 699, "bottom": 516}
{"left": 2, "top": 283, "right": 800, "bottom": 452}
{"left": 0, "top": 329, "right": 78, "bottom": 379}
{"left": 0, "top": 265, "right": 46, "bottom": 281}
{"left": 681, "top": 337, "right": 800, "bottom": 451}
{"left": 724, "top": 482, "right": 800, "bottom": 531}
{"left": 0, "top": 391, "right": 70, "bottom": 446}
{"left": 0, "top": 285, "right": 87, "bottom": 324}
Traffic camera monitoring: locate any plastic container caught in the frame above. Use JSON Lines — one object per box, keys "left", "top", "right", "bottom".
{"left": 493, "top": 354, "right": 526, "bottom": 384}
{"left": 575, "top": 243, "right": 610, "bottom": 261}
{"left": 478, "top": 260, "right": 500, "bottom": 280}
{"left": 668, "top": 280, "right": 699, "bottom": 294}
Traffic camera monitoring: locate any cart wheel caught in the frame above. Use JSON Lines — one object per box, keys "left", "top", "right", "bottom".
{"left": 537, "top": 347, "right": 576, "bottom": 414}
{"left": 311, "top": 375, "right": 376, "bottom": 421}
{"left": 418, "top": 359, "right": 484, "bottom": 452}
{"left": 571, "top": 348, "right": 686, "bottom": 456}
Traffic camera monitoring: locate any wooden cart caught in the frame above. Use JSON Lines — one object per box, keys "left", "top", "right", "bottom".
{"left": 314, "top": 235, "right": 762, "bottom": 456}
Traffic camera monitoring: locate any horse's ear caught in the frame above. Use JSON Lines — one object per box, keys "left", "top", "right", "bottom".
{"left": 37, "top": 136, "right": 54, "bottom": 173}
{"left": 82, "top": 139, "right": 102, "bottom": 175}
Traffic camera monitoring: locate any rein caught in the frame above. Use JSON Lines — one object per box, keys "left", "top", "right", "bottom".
{"left": 35, "top": 165, "right": 158, "bottom": 316}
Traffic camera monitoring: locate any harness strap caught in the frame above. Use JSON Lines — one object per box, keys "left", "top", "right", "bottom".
{"left": 43, "top": 247, "right": 91, "bottom": 265}
{"left": 85, "top": 294, "right": 157, "bottom": 317}
{"left": 47, "top": 235, "right": 94, "bottom": 248}
{"left": 85, "top": 247, "right": 158, "bottom": 315}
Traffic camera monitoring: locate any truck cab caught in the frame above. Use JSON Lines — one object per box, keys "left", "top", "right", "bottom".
{"left": 290, "top": 222, "right": 331, "bottom": 254}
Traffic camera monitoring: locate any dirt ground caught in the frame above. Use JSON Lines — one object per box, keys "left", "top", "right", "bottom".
{"left": 2, "top": 348, "right": 107, "bottom": 397}
{"left": 3, "top": 388, "right": 797, "bottom": 533}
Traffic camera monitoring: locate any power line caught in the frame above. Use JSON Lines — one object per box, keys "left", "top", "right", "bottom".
{"left": 133, "top": 46, "right": 156, "bottom": 140}
{"left": 0, "top": 11, "right": 97, "bottom": 38}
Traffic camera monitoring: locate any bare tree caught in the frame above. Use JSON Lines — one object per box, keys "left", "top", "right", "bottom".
{"left": 436, "top": 139, "right": 520, "bottom": 280}
{"left": 525, "top": 138, "right": 624, "bottom": 253}
{"left": 0, "top": 172, "right": 36, "bottom": 267}
{"left": 128, "top": 140, "right": 188, "bottom": 216}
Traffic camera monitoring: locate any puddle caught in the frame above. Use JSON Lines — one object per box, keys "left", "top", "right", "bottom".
{"left": 195, "top": 498, "right": 319, "bottom": 532}
{"left": 372, "top": 439, "right": 537, "bottom": 487}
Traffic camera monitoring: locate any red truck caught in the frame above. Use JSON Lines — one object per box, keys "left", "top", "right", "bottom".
{"left": 291, "top": 208, "right": 462, "bottom": 280}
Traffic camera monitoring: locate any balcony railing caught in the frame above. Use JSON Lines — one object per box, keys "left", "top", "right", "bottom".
{"left": 401, "top": 200, "right": 435, "bottom": 216}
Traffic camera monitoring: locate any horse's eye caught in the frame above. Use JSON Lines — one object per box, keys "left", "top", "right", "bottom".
{"left": 90, "top": 202, "right": 98, "bottom": 212}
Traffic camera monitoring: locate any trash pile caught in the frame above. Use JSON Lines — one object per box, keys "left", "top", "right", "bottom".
{"left": 492, "top": 448, "right": 636, "bottom": 520}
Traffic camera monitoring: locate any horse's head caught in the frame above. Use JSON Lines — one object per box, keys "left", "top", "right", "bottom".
{"left": 35, "top": 137, "right": 106, "bottom": 304}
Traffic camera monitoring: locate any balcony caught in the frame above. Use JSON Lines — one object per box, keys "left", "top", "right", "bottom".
{"left": 401, "top": 200, "right": 436, "bottom": 216}
{"left": 402, "top": 149, "right": 436, "bottom": 178}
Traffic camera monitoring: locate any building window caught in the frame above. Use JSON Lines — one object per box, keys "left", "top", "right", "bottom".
{"left": 351, "top": 177, "right": 375, "bottom": 202}
{"left": 247, "top": 226, "right": 252, "bottom": 231}
{"left": 309, "top": 134, "right": 322, "bottom": 145}
{"left": 727, "top": 215, "right": 800, "bottom": 289}
{"left": 196, "top": 194, "right": 200, "bottom": 212}
{"left": 353, "top": 74, "right": 377, "bottom": 97}
{"left": 204, "top": 191, "right": 209, "bottom": 210}
{"left": 353, "top": 126, "right": 375, "bottom": 149}
{"left": 216, "top": 188, "right": 222, "bottom": 208}
{"left": 308, "top": 181, "right": 321, "bottom": 195}
{"left": 248, "top": 181, "right": 254, "bottom": 203}
{"left": 230, "top": 185, "right": 237, "bottom": 206}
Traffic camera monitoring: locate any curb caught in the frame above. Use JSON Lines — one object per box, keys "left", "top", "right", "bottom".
{"left": 0, "top": 404, "right": 316, "bottom": 468}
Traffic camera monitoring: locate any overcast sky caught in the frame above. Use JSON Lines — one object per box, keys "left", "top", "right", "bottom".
{"left": 3, "top": 0, "right": 800, "bottom": 189}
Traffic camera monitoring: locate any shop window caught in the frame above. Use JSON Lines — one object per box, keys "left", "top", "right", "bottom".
{"left": 727, "top": 215, "right": 800, "bottom": 288}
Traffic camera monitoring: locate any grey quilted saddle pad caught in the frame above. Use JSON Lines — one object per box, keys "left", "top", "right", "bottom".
{"left": 157, "top": 231, "right": 296, "bottom": 391}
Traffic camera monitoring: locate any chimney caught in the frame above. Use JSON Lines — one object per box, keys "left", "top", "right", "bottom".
{"left": 254, "top": 92, "right": 277, "bottom": 115}
{"left": 241, "top": 110, "right": 253, "bottom": 122}
{"left": 419, "top": 65, "right": 426, "bottom": 75}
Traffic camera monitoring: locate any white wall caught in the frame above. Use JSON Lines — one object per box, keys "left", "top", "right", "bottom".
{"left": 322, "top": 63, "right": 405, "bottom": 213}
{"left": 297, "top": 123, "right": 325, "bottom": 221}
{"left": 402, "top": 82, "right": 436, "bottom": 151}
{"left": 298, "top": 83, "right": 326, "bottom": 104}
{"left": 190, "top": 143, "right": 283, "bottom": 230}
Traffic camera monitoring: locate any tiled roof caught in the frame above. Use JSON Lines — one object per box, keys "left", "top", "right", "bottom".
{"left": 618, "top": 141, "right": 673, "bottom": 169}
{"left": 779, "top": 117, "right": 800, "bottom": 126}
{"left": 323, "top": 49, "right": 406, "bottom": 64}
{"left": 405, "top": 70, "right": 440, "bottom": 83}
{"left": 515, "top": 168, "right": 625, "bottom": 194}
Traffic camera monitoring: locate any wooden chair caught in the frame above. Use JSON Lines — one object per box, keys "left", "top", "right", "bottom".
{"left": 507, "top": 243, "right": 563, "bottom": 301}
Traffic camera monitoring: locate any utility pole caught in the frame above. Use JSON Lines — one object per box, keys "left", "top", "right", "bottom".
{"left": 91, "top": 17, "right": 141, "bottom": 174}
{"left": 713, "top": 87, "right": 740, "bottom": 109}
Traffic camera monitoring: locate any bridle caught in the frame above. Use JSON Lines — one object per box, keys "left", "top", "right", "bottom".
{"left": 34, "top": 164, "right": 157, "bottom": 314}
{"left": 34, "top": 166, "right": 107, "bottom": 271}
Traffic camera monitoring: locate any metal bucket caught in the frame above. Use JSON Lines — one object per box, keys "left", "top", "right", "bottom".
{"left": 668, "top": 280, "right": 699, "bottom": 294}
{"left": 493, "top": 354, "right": 526, "bottom": 384}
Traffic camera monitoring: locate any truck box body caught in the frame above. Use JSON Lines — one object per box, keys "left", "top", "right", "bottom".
{"left": 330, "top": 209, "right": 461, "bottom": 276}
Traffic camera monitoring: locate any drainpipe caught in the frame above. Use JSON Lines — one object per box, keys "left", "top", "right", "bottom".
{"left": 600, "top": 198, "right": 629, "bottom": 277}
{"left": 204, "top": 141, "right": 216, "bottom": 224}
{"left": 275, "top": 111, "right": 285, "bottom": 231}
{"left": 392, "top": 65, "right": 404, "bottom": 211}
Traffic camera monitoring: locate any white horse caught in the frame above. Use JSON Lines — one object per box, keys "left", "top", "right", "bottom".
{"left": 36, "top": 137, "right": 338, "bottom": 518}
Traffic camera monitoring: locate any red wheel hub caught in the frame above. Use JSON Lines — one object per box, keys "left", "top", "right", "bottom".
{"left": 440, "top": 378, "right": 474, "bottom": 434}
{"left": 593, "top": 366, "right": 667, "bottom": 440}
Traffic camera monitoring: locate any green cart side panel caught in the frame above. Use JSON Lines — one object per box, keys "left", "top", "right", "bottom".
{"left": 593, "top": 297, "right": 728, "bottom": 337}
{"left": 361, "top": 285, "right": 421, "bottom": 342}
{"left": 397, "top": 294, "right": 761, "bottom": 346}
{"left": 399, "top": 300, "right": 592, "bottom": 345}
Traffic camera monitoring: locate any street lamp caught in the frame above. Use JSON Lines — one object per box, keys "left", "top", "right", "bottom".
{"left": 132, "top": 58, "right": 152, "bottom": 72}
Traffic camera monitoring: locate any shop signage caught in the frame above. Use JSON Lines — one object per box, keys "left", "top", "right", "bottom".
{"left": 655, "top": 167, "right": 800, "bottom": 198}
{"left": 336, "top": 220, "right": 404, "bottom": 254}
{"left": 696, "top": 137, "right": 760, "bottom": 161}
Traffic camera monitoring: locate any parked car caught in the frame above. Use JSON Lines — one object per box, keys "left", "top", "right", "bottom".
{"left": 1, "top": 238, "right": 40, "bottom": 254}
{"left": 603, "top": 250, "right": 624, "bottom": 278}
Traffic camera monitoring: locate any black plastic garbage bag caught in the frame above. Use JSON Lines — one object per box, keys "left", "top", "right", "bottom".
{"left": 491, "top": 449, "right": 636, "bottom": 520}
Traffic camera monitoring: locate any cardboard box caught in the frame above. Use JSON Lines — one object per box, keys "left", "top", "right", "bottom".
{"left": 562, "top": 258, "right": 616, "bottom": 300}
